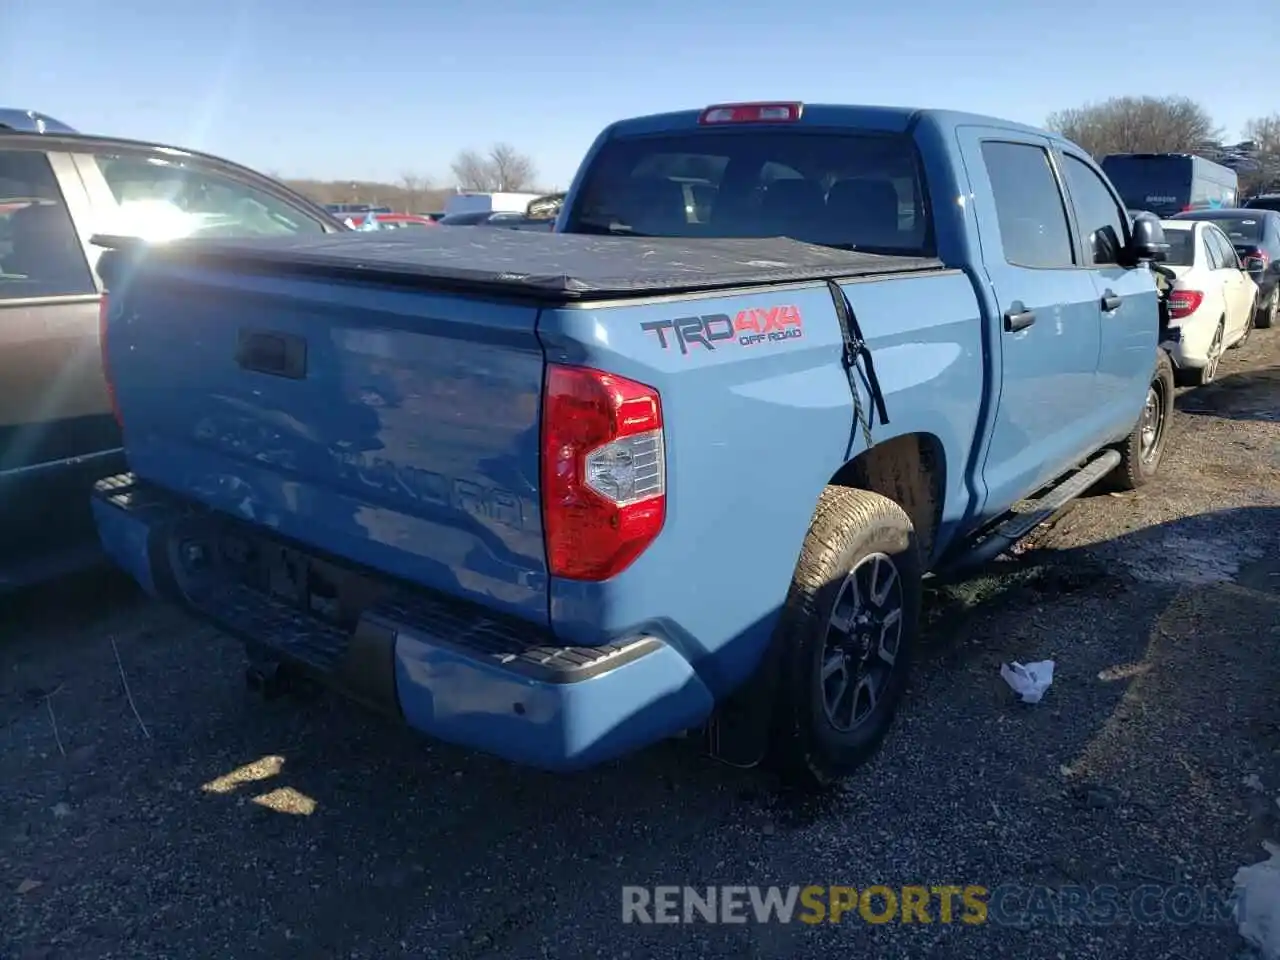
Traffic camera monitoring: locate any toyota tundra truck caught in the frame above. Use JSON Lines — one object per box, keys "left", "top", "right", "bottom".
{"left": 89, "top": 102, "right": 1175, "bottom": 787}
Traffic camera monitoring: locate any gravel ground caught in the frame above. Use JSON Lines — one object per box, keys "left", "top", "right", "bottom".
{"left": 2, "top": 333, "right": 1278, "bottom": 960}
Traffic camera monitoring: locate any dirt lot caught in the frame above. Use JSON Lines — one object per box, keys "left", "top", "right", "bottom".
{"left": 2, "top": 333, "right": 1278, "bottom": 960}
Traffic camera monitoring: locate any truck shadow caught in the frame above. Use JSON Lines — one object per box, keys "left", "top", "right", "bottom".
{"left": 4, "top": 506, "right": 1278, "bottom": 958}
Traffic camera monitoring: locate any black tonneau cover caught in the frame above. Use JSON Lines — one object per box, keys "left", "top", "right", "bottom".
{"left": 92, "top": 229, "right": 944, "bottom": 303}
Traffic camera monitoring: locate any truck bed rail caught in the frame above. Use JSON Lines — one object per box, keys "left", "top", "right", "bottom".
{"left": 90, "top": 229, "right": 945, "bottom": 303}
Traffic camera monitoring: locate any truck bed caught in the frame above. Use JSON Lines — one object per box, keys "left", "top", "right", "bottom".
{"left": 93, "top": 229, "right": 945, "bottom": 301}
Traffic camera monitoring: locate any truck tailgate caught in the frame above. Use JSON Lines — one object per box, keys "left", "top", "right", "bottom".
{"left": 106, "top": 264, "right": 548, "bottom": 623}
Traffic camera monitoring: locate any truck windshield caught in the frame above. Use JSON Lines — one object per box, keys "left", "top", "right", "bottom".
{"left": 564, "top": 130, "right": 933, "bottom": 257}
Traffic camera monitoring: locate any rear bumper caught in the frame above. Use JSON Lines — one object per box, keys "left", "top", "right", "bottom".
{"left": 91, "top": 474, "right": 714, "bottom": 771}
{"left": 1160, "top": 315, "right": 1215, "bottom": 369}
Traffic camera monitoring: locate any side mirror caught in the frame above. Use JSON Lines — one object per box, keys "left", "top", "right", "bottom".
{"left": 1129, "top": 213, "right": 1169, "bottom": 263}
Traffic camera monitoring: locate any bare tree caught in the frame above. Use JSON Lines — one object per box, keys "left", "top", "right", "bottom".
{"left": 1045, "top": 96, "right": 1221, "bottom": 159}
{"left": 451, "top": 149, "right": 497, "bottom": 191}
{"left": 487, "top": 143, "right": 537, "bottom": 191}
{"left": 1242, "top": 113, "right": 1280, "bottom": 192}
{"left": 450, "top": 144, "right": 538, "bottom": 192}
{"left": 398, "top": 172, "right": 432, "bottom": 213}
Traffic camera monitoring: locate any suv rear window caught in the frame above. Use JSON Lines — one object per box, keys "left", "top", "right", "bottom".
{"left": 564, "top": 130, "right": 933, "bottom": 257}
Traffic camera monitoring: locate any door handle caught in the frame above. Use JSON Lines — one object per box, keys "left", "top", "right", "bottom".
{"left": 1101, "top": 290, "right": 1123, "bottom": 312}
{"left": 235, "top": 329, "right": 308, "bottom": 380}
{"left": 1003, "top": 304, "right": 1036, "bottom": 332}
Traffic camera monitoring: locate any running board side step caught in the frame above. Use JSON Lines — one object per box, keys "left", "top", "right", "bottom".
{"left": 935, "top": 448, "right": 1120, "bottom": 579}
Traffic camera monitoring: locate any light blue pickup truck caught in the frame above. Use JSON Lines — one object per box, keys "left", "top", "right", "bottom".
{"left": 90, "top": 102, "right": 1174, "bottom": 787}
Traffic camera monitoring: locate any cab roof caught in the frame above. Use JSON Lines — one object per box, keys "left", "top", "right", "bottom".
{"left": 604, "top": 103, "right": 1057, "bottom": 142}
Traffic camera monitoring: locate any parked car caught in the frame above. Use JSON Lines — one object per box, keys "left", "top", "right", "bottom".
{"left": 525, "top": 192, "right": 565, "bottom": 220}
{"left": 497, "top": 214, "right": 556, "bottom": 232}
{"left": 1156, "top": 220, "right": 1258, "bottom": 385}
{"left": 348, "top": 212, "right": 437, "bottom": 230}
{"left": 1171, "top": 208, "right": 1280, "bottom": 329}
{"left": 437, "top": 209, "right": 520, "bottom": 226}
{"left": 1242, "top": 193, "right": 1280, "bottom": 214}
{"left": 436, "top": 209, "right": 552, "bottom": 230}
{"left": 0, "top": 115, "right": 346, "bottom": 589}
{"left": 325, "top": 202, "right": 390, "bottom": 217}
{"left": 91, "top": 101, "right": 1172, "bottom": 789}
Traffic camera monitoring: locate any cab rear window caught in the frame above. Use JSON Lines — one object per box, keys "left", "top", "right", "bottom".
{"left": 564, "top": 130, "right": 934, "bottom": 257}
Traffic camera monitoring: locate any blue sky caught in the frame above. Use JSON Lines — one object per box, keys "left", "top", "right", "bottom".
{"left": 3, "top": 0, "right": 1275, "bottom": 188}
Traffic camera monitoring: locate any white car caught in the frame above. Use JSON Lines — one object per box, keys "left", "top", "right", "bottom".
{"left": 1159, "top": 219, "right": 1258, "bottom": 385}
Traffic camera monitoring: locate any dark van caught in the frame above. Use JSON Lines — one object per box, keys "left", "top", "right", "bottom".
{"left": 1101, "top": 153, "right": 1238, "bottom": 218}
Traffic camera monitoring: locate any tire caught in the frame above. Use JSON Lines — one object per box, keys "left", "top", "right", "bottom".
{"left": 1105, "top": 348, "right": 1174, "bottom": 492}
{"left": 1258, "top": 287, "right": 1277, "bottom": 330}
{"left": 768, "top": 487, "right": 922, "bottom": 790}
{"left": 1192, "top": 319, "right": 1225, "bottom": 386}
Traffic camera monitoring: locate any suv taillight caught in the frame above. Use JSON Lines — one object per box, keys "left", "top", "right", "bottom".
{"left": 98, "top": 295, "right": 123, "bottom": 428}
{"left": 1243, "top": 248, "right": 1271, "bottom": 270}
{"left": 1167, "top": 290, "right": 1204, "bottom": 320}
{"left": 540, "top": 363, "right": 665, "bottom": 581}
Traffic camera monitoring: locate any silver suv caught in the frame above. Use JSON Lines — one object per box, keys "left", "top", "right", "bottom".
{"left": 0, "top": 110, "right": 346, "bottom": 588}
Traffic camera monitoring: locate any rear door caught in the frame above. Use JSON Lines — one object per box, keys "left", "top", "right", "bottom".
{"left": 954, "top": 128, "right": 1104, "bottom": 514}
{"left": 1056, "top": 148, "right": 1158, "bottom": 437}
{"left": 1204, "top": 225, "right": 1252, "bottom": 339}
{"left": 0, "top": 145, "right": 116, "bottom": 559}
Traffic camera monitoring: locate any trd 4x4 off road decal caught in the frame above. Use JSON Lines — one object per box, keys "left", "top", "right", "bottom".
{"left": 640, "top": 306, "right": 803, "bottom": 354}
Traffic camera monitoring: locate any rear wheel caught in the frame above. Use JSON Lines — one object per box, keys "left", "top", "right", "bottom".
{"left": 1192, "top": 319, "right": 1225, "bottom": 386}
{"left": 768, "top": 487, "right": 922, "bottom": 790}
{"left": 1105, "top": 349, "right": 1174, "bottom": 492}
{"left": 1258, "top": 288, "right": 1278, "bottom": 330}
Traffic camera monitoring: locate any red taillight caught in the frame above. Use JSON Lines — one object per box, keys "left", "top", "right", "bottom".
{"left": 98, "top": 295, "right": 123, "bottom": 428}
{"left": 1167, "top": 290, "right": 1204, "bottom": 320}
{"left": 1243, "top": 248, "right": 1271, "bottom": 270}
{"left": 698, "top": 102, "right": 803, "bottom": 125}
{"left": 540, "top": 364, "right": 666, "bottom": 581}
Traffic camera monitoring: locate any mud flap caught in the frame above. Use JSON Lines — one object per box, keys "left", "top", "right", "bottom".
{"left": 702, "top": 627, "right": 789, "bottom": 769}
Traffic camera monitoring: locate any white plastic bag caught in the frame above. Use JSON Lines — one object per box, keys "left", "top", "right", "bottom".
{"left": 1000, "top": 660, "right": 1055, "bottom": 704}
{"left": 1235, "top": 841, "right": 1280, "bottom": 960}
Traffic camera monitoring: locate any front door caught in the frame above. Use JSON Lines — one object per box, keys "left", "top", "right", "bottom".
{"left": 1056, "top": 149, "right": 1158, "bottom": 439}
{"left": 954, "top": 128, "right": 1104, "bottom": 517}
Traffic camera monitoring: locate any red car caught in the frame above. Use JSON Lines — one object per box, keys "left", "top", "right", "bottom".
{"left": 346, "top": 212, "right": 437, "bottom": 230}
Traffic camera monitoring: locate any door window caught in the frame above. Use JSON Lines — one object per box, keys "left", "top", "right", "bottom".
{"left": 87, "top": 152, "right": 328, "bottom": 241}
{"left": 1204, "top": 228, "right": 1235, "bottom": 270}
{"left": 980, "top": 141, "right": 1075, "bottom": 269}
{"left": 1215, "top": 228, "right": 1241, "bottom": 269}
{"left": 0, "top": 151, "right": 96, "bottom": 300}
{"left": 1061, "top": 154, "right": 1127, "bottom": 266}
